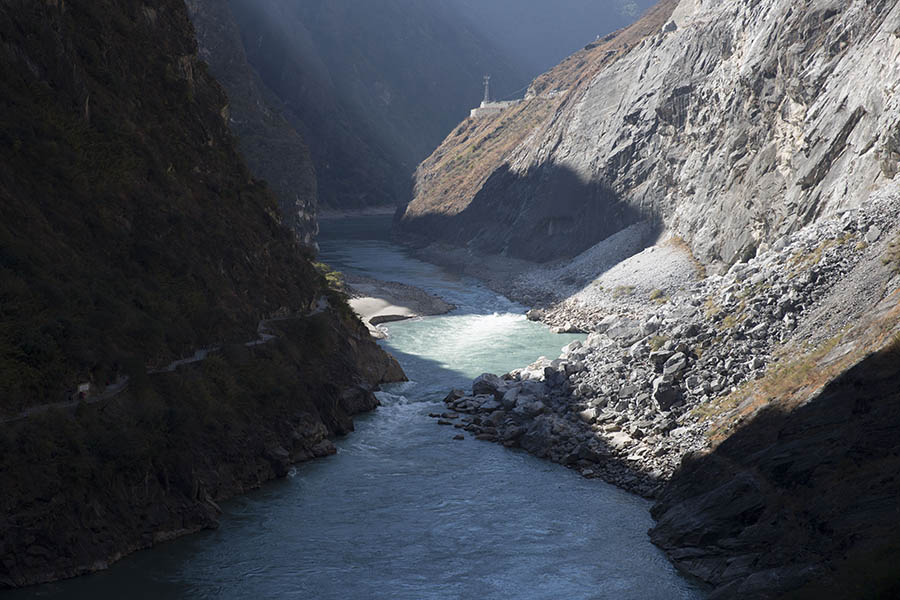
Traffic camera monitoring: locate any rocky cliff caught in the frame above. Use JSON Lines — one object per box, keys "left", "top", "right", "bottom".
{"left": 185, "top": 0, "right": 318, "bottom": 247}
{"left": 400, "top": 0, "right": 900, "bottom": 269}
{"left": 0, "top": 0, "right": 402, "bottom": 587}
{"left": 402, "top": 0, "right": 900, "bottom": 596}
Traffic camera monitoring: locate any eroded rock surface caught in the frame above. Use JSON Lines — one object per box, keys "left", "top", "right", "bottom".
{"left": 401, "top": 0, "right": 900, "bottom": 269}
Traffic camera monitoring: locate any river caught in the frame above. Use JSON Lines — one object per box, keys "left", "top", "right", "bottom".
{"left": 14, "top": 215, "right": 705, "bottom": 599}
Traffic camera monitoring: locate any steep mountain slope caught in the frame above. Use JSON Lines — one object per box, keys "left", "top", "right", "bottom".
{"left": 400, "top": 0, "right": 900, "bottom": 268}
{"left": 0, "top": 0, "right": 402, "bottom": 587}
{"left": 185, "top": 0, "right": 318, "bottom": 247}
{"left": 400, "top": 0, "right": 900, "bottom": 596}
{"left": 218, "top": 0, "right": 527, "bottom": 210}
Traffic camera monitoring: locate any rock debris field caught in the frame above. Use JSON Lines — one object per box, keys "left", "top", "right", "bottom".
{"left": 432, "top": 195, "right": 900, "bottom": 498}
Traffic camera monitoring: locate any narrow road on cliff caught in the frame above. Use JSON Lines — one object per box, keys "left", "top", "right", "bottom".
{"left": 1, "top": 298, "right": 330, "bottom": 425}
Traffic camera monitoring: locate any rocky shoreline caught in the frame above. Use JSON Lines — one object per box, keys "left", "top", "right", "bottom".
{"left": 426, "top": 195, "right": 900, "bottom": 503}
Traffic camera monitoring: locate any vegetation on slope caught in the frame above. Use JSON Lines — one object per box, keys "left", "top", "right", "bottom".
{"left": 0, "top": 0, "right": 327, "bottom": 414}
{"left": 0, "top": 0, "right": 405, "bottom": 587}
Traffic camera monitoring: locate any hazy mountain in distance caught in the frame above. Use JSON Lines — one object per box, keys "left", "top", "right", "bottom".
{"left": 225, "top": 0, "right": 527, "bottom": 210}
{"left": 446, "top": 0, "right": 658, "bottom": 74}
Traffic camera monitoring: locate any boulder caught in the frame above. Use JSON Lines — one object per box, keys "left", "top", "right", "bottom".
{"left": 561, "top": 340, "right": 583, "bottom": 356}
{"left": 606, "top": 321, "right": 644, "bottom": 346}
{"left": 653, "top": 377, "right": 683, "bottom": 411}
{"left": 525, "top": 308, "right": 545, "bottom": 321}
{"left": 551, "top": 321, "right": 584, "bottom": 334}
{"left": 865, "top": 225, "right": 882, "bottom": 243}
{"left": 519, "top": 417, "right": 554, "bottom": 455}
{"left": 477, "top": 396, "right": 502, "bottom": 411}
{"left": 650, "top": 350, "right": 675, "bottom": 370}
{"left": 606, "top": 431, "right": 634, "bottom": 451}
{"left": 472, "top": 373, "right": 503, "bottom": 396}
{"left": 662, "top": 352, "right": 688, "bottom": 377}
{"left": 618, "top": 383, "right": 640, "bottom": 398}
{"left": 501, "top": 386, "right": 520, "bottom": 409}
{"left": 443, "top": 388, "right": 466, "bottom": 404}
{"left": 579, "top": 407, "right": 598, "bottom": 424}
{"left": 747, "top": 322, "right": 768, "bottom": 340}
{"left": 685, "top": 375, "right": 709, "bottom": 396}
{"left": 749, "top": 356, "right": 766, "bottom": 370}
{"left": 594, "top": 314, "right": 619, "bottom": 333}
{"left": 641, "top": 317, "right": 661, "bottom": 335}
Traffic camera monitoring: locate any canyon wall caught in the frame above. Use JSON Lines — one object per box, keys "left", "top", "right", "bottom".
{"left": 0, "top": 0, "right": 402, "bottom": 587}
{"left": 400, "top": 0, "right": 900, "bottom": 269}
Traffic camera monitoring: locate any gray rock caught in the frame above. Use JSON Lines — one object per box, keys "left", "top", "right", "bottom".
{"left": 747, "top": 322, "right": 768, "bottom": 340}
{"left": 578, "top": 407, "right": 598, "bottom": 423}
{"left": 519, "top": 418, "right": 553, "bottom": 454}
{"left": 478, "top": 396, "right": 502, "bottom": 411}
{"left": 641, "top": 317, "right": 661, "bottom": 335}
{"left": 685, "top": 375, "right": 708, "bottom": 395}
{"left": 652, "top": 377, "right": 683, "bottom": 411}
{"left": 525, "top": 308, "right": 545, "bottom": 321}
{"left": 650, "top": 350, "right": 675, "bottom": 369}
{"left": 618, "top": 383, "right": 640, "bottom": 398}
{"left": 606, "top": 320, "right": 644, "bottom": 345}
{"left": 594, "top": 314, "right": 619, "bottom": 333}
{"left": 472, "top": 373, "right": 503, "bottom": 396}
{"left": 561, "top": 340, "right": 583, "bottom": 356}
{"left": 501, "top": 387, "right": 520, "bottom": 409}
{"left": 515, "top": 400, "right": 546, "bottom": 417}
{"left": 551, "top": 321, "right": 584, "bottom": 334}
{"left": 662, "top": 352, "right": 688, "bottom": 377}
{"left": 444, "top": 389, "right": 466, "bottom": 403}
{"left": 865, "top": 225, "right": 882, "bottom": 243}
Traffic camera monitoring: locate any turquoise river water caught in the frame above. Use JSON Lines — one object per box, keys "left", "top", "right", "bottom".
{"left": 14, "top": 216, "right": 706, "bottom": 599}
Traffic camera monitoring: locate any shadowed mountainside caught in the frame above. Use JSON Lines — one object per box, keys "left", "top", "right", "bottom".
{"left": 402, "top": 163, "right": 646, "bottom": 262}
{"left": 651, "top": 296, "right": 900, "bottom": 599}
{"left": 0, "top": 0, "right": 402, "bottom": 587}
{"left": 398, "top": 0, "right": 679, "bottom": 261}
{"left": 213, "top": 0, "right": 527, "bottom": 210}
{"left": 185, "top": 0, "right": 319, "bottom": 246}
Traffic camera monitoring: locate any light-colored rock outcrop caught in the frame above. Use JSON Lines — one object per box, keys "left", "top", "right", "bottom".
{"left": 401, "top": 0, "right": 900, "bottom": 269}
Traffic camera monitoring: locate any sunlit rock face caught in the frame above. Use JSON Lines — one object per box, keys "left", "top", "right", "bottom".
{"left": 401, "top": 0, "right": 900, "bottom": 268}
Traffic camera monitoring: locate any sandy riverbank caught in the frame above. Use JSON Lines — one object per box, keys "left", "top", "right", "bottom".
{"left": 346, "top": 274, "right": 455, "bottom": 338}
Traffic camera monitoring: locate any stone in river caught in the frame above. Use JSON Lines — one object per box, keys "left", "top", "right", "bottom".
{"left": 472, "top": 373, "right": 504, "bottom": 396}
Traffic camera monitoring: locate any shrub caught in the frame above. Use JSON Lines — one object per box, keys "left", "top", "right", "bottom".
{"left": 882, "top": 236, "right": 900, "bottom": 274}
{"left": 649, "top": 288, "right": 668, "bottom": 304}
{"left": 649, "top": 335, "right": 669, "bottom": 351}
{"left": 613, "top": 285, "right": 636, "bottom": 299}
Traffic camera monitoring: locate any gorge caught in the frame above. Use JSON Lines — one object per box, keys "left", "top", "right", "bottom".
{"left": 3, "top": 0, "right": 900, "bottom": 598}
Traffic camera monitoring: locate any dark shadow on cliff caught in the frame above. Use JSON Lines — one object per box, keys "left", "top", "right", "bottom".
{"left": 649, "top": 342, "right": 900, "bottom": 598}
{"left": 400, "top": 163, "right": 651, "bottom": 263}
